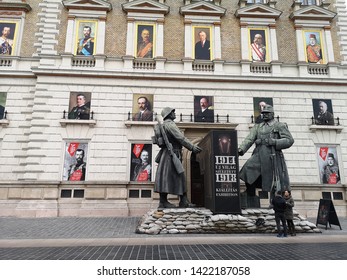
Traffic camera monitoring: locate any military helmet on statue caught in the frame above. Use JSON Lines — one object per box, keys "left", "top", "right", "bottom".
{"left": 161, "top": 107, "right": 175, "bottom": 119}
{"left": 261, "top": 104, "right": 274, "bottom": 113}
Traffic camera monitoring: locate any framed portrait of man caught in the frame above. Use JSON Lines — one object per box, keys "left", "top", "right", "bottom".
{"left": 194, "top": 96, "right": 214, "bottom": 123}
{"left": 0, "top": 21, "right": 17, "bottom": 56}
{"left": 75, "top": 20, "right": 97, "bottom": 56}
{"left": 253, "top": 97, "right": 273, "bottom": 124}
{"left": 0, "top": 92, "right": 6, "bottom": 119}
{"left": 312, "top": 99, "right": 334, "bottom": 125}
{"left": 130, "top": 143, "right": 152, "bottom": 182}
{"left": 132, "top": 94, "right": 154, "bottom": 121}
{"left": 135, "top": 24, "right": 155, "bottom": 59}
{"left": 303, "top": 30, "right": 325, "bottom": 64}
{"left": 68, "top": 92, "right": 91, "bottom": 120}
{"left": 63, "top": 142, "right": 88, "bottom": 181}
{"left": 193, "top": 26, "right": 212, "bottom": 61}
{"left": 317, "top": 146, "right": 340, "bottom": 185}
{"left": 249, "top": 28, "right": 268, "bottom": 62}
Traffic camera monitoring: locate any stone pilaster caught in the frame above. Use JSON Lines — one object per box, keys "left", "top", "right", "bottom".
{"left": 335, "top": 0, "right": 347, "bottom": 65}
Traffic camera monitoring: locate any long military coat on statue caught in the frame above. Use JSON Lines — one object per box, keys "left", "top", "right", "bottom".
{"left": 239, "top": 119, "right": 294, "bottom": 192}
{"left": 154, "top": 119, "right": 194, "bottom": 196}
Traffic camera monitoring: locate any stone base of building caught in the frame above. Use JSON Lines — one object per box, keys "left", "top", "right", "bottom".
{"left": 135, "top": 207, "right": 321, "bottom": 235}
{"left": 0, "top": 182, "right": 346, "bottom": 218}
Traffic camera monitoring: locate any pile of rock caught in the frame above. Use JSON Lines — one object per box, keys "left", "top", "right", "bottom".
{"left": 136, "top": 207, "right": 321, "bottom": 235}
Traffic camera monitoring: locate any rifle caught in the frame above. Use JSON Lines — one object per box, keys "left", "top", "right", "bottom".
{"left": 158, "top": 122, "right": 185, "bottom": 175}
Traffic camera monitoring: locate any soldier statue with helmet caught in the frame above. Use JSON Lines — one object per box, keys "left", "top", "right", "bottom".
{"left": 238, "top": 105, "right": 294, "bottom": 204}
{"left": 152, "top": 107, "right": 202, "bottom": 208}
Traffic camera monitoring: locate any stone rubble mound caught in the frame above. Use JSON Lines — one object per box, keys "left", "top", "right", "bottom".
{"left": 136, "top": 207, "right": 321, "bottom": 235}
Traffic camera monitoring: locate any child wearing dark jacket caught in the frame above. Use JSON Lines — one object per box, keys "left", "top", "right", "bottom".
{"left": 284, "top": 190, "right": 296, "bottom": 236}
{"left": 272, "top": 191, "right": 288, "bottom": 237}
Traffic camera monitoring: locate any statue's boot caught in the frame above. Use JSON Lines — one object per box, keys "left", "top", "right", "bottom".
{"left": 158, "top": 193, "right": 176, "bottom": 208}
{"left": 179, "top": 193, "right": 196, "bottom": 208}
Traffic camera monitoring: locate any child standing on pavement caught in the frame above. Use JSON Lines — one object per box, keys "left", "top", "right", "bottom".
{"left": 284, "top": 190, "right": 296, "bottom": 236}
{"left": 272, "top": 191, "right": 288, "bottom": 237}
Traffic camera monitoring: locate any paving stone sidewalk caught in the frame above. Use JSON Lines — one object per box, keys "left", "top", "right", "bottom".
{"left": 0, "top": 216, "right": 346, "bottom": 260}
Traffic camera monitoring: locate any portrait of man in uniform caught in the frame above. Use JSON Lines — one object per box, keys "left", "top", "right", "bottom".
{"left": 130, "top": 144, "right": 152, "bottom": 182}
{"left": 317, "top": 147, "right": 340, "bottom": 185}
{"left": 193, "top": 27, "right": 212, "bottom": 60}
{"left": 304, "top": 31, "right": 324, "bottom": 64}
{"left": 63, "top": 142, "right": 88, "bottom": 181}
{"left": 312, "top": 99, "right": 334, "bottom": 125}
{"left": 253, "top": 97, "right": 273, "bottom": 124}
{"left": 136, "top": 24, "right": 154, "bottom": 58}
{"left": 68, "top": 92, "right": 91, "bottom": 120}
{"left": 0, "top": 92, "right": 6, "bottom": 119}
{"left": 249, "top": 29, "right": 267, "bottom": 62}
{"left": 0, "top": 22, "right": 17, "bottom": 56}
{"left": 75, "top": 20, "right": 97, "bottom": 56}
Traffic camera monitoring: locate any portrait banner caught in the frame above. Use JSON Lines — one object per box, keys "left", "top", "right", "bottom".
{"left": 317, "top": 146, "right": 340, "bottom": 185}
{"left": 68, "top": 92, "right": 91, "bottom": 120}
{"left": 135, "top": 24, "right": 155, "bottom": 58}
{"left": 0, "top": 92, "right": 7, "bottom": 119}
{"left": 130, "top": 143, "right": 152, "bottom": 182}
{"left": 63, "top": 142, "right": 88, "bottom": 181}
{"left": 75, "top": 20, "right": 97, "bottom": 56}
{"left": 193, "top": 26, "right": 212, "bottom": 60}
{"left": 0, "top": 21, "right": 18, "bottom": 56}
{"left": 312, "top": 99, "right": 334, "bottom": 125}
{"left": 253, "top": 97, "right": 273, "bottom": 124}
{"left": 303, "top": 30, "right": 325, "bottom": 64}
{"left": 248, "top": 28, "right": 268, "bottom": 62}
{"left": 194, "top": 96, "right": 214, "bottom": 123}
{"left": 132, "top": 94, "right": 154, "bottom": 121}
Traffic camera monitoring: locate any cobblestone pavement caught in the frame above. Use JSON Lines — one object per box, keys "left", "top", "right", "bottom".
{"left": 0, "top": 216, "right": 346, "bottom": 260}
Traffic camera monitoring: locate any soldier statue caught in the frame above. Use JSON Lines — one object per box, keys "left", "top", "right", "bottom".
{"left": 153, "top": 107, "right": 202, "bottom": 208}
{"left": 238, "top": 105, "right": 294, "bottom": 201}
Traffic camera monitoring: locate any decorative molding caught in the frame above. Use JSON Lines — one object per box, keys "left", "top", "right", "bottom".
{"left": 122, "top": 0, "right": 170, "bottom": 15}
{"left": 0, "top": 2, "right": 31, "bottom": 13}
{"left": 309, "top": 125, "right": 343, "bottom": 132}
{"left": 0, "top": 119, "right": 9, "bottom": 127}
{"left": 180, "top": 1, "right": 226, "bottom": 17}
{"left": 60, "top": 119, "right": 97, "bottom": 127}
{"left": 124, "top": 120, "right": 156, "bottom": 128}
{"left": 290, "top": 5, "right": 336, "bottom": 22}
{"left": 63, "top": 0, "right": 112, "bottom": 12}
{"left": 235, "top": 3, "right": 282, "bottom": 20}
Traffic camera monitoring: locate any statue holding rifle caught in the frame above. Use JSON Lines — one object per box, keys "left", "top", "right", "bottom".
{"left": 153, "top": 107, "right": 202, "bottom": 208}
{"left": 238, "top": 105, "right": 294, "bottom": 202}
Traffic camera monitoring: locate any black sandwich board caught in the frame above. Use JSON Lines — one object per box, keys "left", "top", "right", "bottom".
{"left": 316, "top": 199, "right": 342, "bottom": 230}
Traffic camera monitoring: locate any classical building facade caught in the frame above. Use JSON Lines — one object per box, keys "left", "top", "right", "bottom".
{"left": 0, "top": 0, "right": 347, "bottom": 217}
